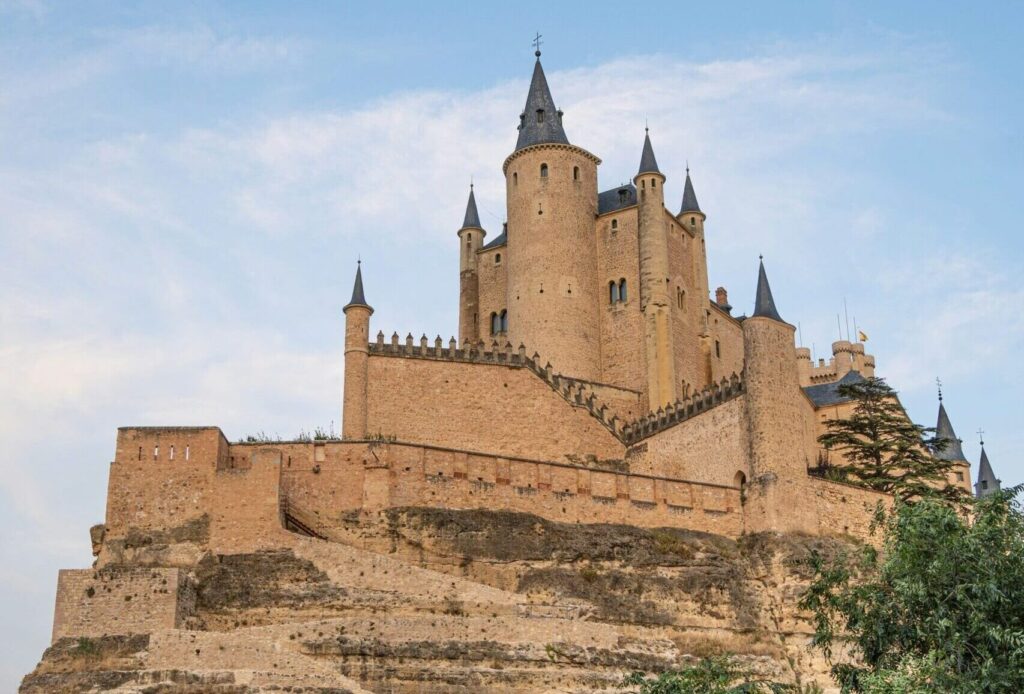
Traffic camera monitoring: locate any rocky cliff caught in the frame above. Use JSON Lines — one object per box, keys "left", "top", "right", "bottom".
{"left": 22, "top": 507, "right": 849, "bottom": 693}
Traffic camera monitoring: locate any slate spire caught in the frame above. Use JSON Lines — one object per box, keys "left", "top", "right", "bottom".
{"left": 752, "top": 257, "right": 784, "bottom": 322}
{"left": 975, "top": 443, "right": 1001, "bottom": 498}
{"left": 680, "top": 166, "right": 701, "bottom": 214}
{"left": 637, "top": 129, "right": 661, "bottom": 176}
{"left": 345, "top": 261, "right": 370, "bottom": 310}
{"left": 934, "top": 398, "right": 967, "bottom": 462}
{"left": 515, "top": 52, "right": 569, "bottom": 151}
{"left": 461, "top": 184, "right": 482, "bottom": 229}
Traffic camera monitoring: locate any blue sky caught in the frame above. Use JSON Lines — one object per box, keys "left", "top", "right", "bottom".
{"left": 2, "top": 0, "right": 1022, "bottom": 686}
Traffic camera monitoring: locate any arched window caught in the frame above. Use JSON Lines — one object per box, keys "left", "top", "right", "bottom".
{"left": 734, "top": 471, "right": 747, "bottom": 489}
{"left": 490, "top": 312, "right": 499, "bottom": 335}
{"left": 677, "top": 287, "right": 685, "bottom": 310}
{"left": 611, "top": 219, "right": 618, "bottom": 231}
{"left": 540, "top": 163, "right": 548, "bottom": 178}
{"left": 690, "top": 216, "right": 696, "bottom": 227}
{"left": 500, "top": 309, "right": 508, "bottom": 332}
{"left": 495, "top": 253, "right": 501, "bottom": 264}
{"left": 609, "top": 281, "right": 618, "bottom": 304}
{"left": 573, "top": 166, "right": 580, "bottom": 180}
{"left": 618, "top": 279, "right": 627, "bottom": 302}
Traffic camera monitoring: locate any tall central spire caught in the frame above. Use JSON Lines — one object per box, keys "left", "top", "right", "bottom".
{"left": 515, "top": 51, "right": 569, "bottom": 151}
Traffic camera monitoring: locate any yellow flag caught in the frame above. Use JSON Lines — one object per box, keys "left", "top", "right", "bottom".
{"left": 858, "top": 330, "right": 869, "bottom": 342}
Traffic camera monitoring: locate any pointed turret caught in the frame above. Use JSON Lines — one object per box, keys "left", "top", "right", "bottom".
{"left": 515, "top": 52, "right": 569, "bottom": 151}
{"left": 637, "top": 129, "right": 661, "bottom": 176}
{"left": 975, "top": 444, "right": 1001, "bottom": 498}
{"left": 752, "top": 258, "right": 784, "bottom": 322}
{"left": 934, "top": 401, "right": 967, "bottom": 462}
{"left": 680, "top": 167, "right": 701, "bottom": 215}
{"left": 461, "top": 185, "right": 482, "bottom": 230}
{"left": 345, "top": 261, "right": 371, "bottom": 311}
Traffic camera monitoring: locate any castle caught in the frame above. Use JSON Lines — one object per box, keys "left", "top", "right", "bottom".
{"left": 28, "top": 51, "right": 1002, "bottom": 689}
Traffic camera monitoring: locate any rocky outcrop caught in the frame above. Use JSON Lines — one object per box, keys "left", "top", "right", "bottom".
{"left": 22, "top": 508, "right": 851, "bottom": 692}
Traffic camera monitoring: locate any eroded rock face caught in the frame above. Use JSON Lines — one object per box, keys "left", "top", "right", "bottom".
{"left": 22, "top": 508, "right": 850, "bottom": 693}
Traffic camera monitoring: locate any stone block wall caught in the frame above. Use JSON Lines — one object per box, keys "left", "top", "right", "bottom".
{"left": 811, "top": 477, "right": 892, "bottom": 541}
{"left": 365, "top": 354, "right": 625, "bottom": 463}
{"left": 629, "top": 396, "right": 749, "bottom": 486}
{"left": 51, "top": 567, "right": 190, "bottom": 642}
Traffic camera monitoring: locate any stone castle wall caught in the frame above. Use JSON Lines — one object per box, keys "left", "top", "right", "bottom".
{"left": 364, "top": 351, "right": 625, "bottom": 464}
{"left": 51, "top": 567, "right": 191, "bottom": 641}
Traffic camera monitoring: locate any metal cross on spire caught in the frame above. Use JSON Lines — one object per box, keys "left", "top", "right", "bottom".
{"left": 977, "top": 428, "right": 985, "bottom": 446}
{"left": 533, "top": 32, "right": 543, "bottom": 57}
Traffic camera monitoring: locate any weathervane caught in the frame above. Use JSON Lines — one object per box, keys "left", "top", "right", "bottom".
{"left": 533, "top": 32, "right": 543, "bottom": 57}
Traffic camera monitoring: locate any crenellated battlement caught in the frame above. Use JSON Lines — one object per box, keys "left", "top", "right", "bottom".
{"left": 619, "top": 373, "right": 745, "bottom": 445}
{"left": 797, "top": 340, "right": 876, "bottom": 386}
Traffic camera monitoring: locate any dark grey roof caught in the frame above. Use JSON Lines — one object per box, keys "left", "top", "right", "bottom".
{"left": 803, "top": 370, "right": 866, "bottom": 407}
{"left": 637, "top": 130, "right": 661, "bottom": 176}
{"left": 515, "top": 57, "right": 569, "bottom": 151}
{"left": 975, "top": 446, "right": 1001, "bottom": 498}
{"left": 934, "top": 402, "right": 967, "bottom": 461}
{"left": 598, "top": 184, "right": 637, "bottom": 214}
{"left": 481, "top": 222, "right": 507, "bottom": 250}
{"left": 752, "top": 258, "right": 784, "bottom": 322}
{"left": 680, "top": 170, "right": 701, "bottom": 213}
{"left": 344, "top": 262, "right": 370, "bottom": 309}
{"left": 461, "top": 186, "right": 482, "bottom": 229}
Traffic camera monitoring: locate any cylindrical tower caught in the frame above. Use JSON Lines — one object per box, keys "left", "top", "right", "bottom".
{"left": 635, "top": 130, "right": 677, "bottom": 408}
{"left": 502, "top": 53, "right": 602, "bottom": 380}
{"left": 741, "top": 259, "right": 817, "bottom": 533}
{"left": 679, "top": 168, "right": 710, "bottom": 312}
{"left": 342, "top": 263, "right": 372, "bottom": 440}
{"left": 457, "top": 185, "right": 484, "bottom": 343}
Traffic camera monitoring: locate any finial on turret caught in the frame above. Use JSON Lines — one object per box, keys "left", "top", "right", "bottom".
{"left": 533, "top": 31, "right": 543, "bottom": 58}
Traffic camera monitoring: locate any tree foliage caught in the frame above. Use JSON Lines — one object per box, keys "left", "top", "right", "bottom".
{"left": 816, "top": 377, "right": 963, "bottom": 502}
{"left": 621, "top": 656, "right": 801, "bottom": 693}
{"left": 800, "top": 487, "right": 1024, "bottom": 692}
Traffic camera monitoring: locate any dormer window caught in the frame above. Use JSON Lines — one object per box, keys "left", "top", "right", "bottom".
{"left": 617, "top": 188, "right": 630, "bottom": 204}
{"left": 536, "top": 109, "right": 545, "bottom": 123}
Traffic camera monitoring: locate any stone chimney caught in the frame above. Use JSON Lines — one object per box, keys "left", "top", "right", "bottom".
{"left": 715, "top": 287, "right": 732, "bottom": 314}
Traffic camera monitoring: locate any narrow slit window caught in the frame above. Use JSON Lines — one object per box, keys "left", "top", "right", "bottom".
{"left": 540, "top": 163, "right": 548, "bottom": 178}
{"left": 138, "top": 446, "right": 142, "bottom": 461}
{"left": 185, "top": 445, "right": 190, "bottom": 461}
{"left": 619, "top": 279, "right": 628, "bottom": 302}
{"left": 153, "top": 445, "right": 159, "bottom": 460}
{"left": 500, "top": 310, "right": 508, "bottom": 332}
{"left": 490, "top": 312, "right": 499, "bottom": 335}
{"left": 609, "top": 281, "right": 618, "bottom": 304}
{"left": 611, "top": 219, "right": 618, "bottom": 231}
{"left": 169, "top": 445, "right": 175, "bottom": 461}
{"left": 573, "top": 166, "right": 579, "bottom": 180}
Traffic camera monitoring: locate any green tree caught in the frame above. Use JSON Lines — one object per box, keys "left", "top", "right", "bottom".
{"left": 817, "top": 377, "right": 963, "bottom": 502}
{"left": 621, "top": 655, "right": 798, "bottom": 693}
{"left": 800, "top": 488, "right": 1024, "bottom": 692}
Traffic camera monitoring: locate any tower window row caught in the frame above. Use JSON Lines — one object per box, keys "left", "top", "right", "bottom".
{"left": 515, "top": 164, "right": 582, "bottom": 184}
{"left": 608, "top": 278, "right": 628, "bottom": 304}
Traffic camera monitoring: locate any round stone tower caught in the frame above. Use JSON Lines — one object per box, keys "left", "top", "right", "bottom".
{"left": 503, "top": 52, "right": 601, "bottom": 380}
{"left": 342, "top": 262, "right": 372, "bottom": 440}
{"left": 456, "top": 185, "right": 484, "bottom": 343}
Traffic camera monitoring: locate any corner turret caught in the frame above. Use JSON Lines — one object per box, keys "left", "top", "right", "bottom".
{"left": 741, "top": 258, "right": 817, "bottom": 533}
{"left": 975, "top": 441, "right": 1001, "bottom": 498}
{"left": 634, "top": 129, "right": 676, "bottom": 409}
{"left": 457, "top": 185, "right": 485, "bottom": 342}
{"left": 933, "top": 387, "right": 972, "bottom": 494}
{"left": 343, "top": 262, "right": 373, "bottom": 439}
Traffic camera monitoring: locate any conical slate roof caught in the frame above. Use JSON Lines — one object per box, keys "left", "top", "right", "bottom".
{"left": 934, "top": 402, "right": 967, "bottom": 461}
{"left": 637, "top": 130, "right": 661, "bottom": 176}
{"left": 752, "top": 258, "right": 784, "bottom": 322}
{"left": 680, "top": 169, "right": 701, "bottom": 214}
{"left": 344, "top": 262, "right": 370, "bottom": 310}
{"left": 515, "top": 56, "right": 569, "bottom": 151}
{"left": 975, "top": 446, "right": 1001, "bottom": 498}
{"left": 462, "top": 185, "right": 482, "bottom": 229}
